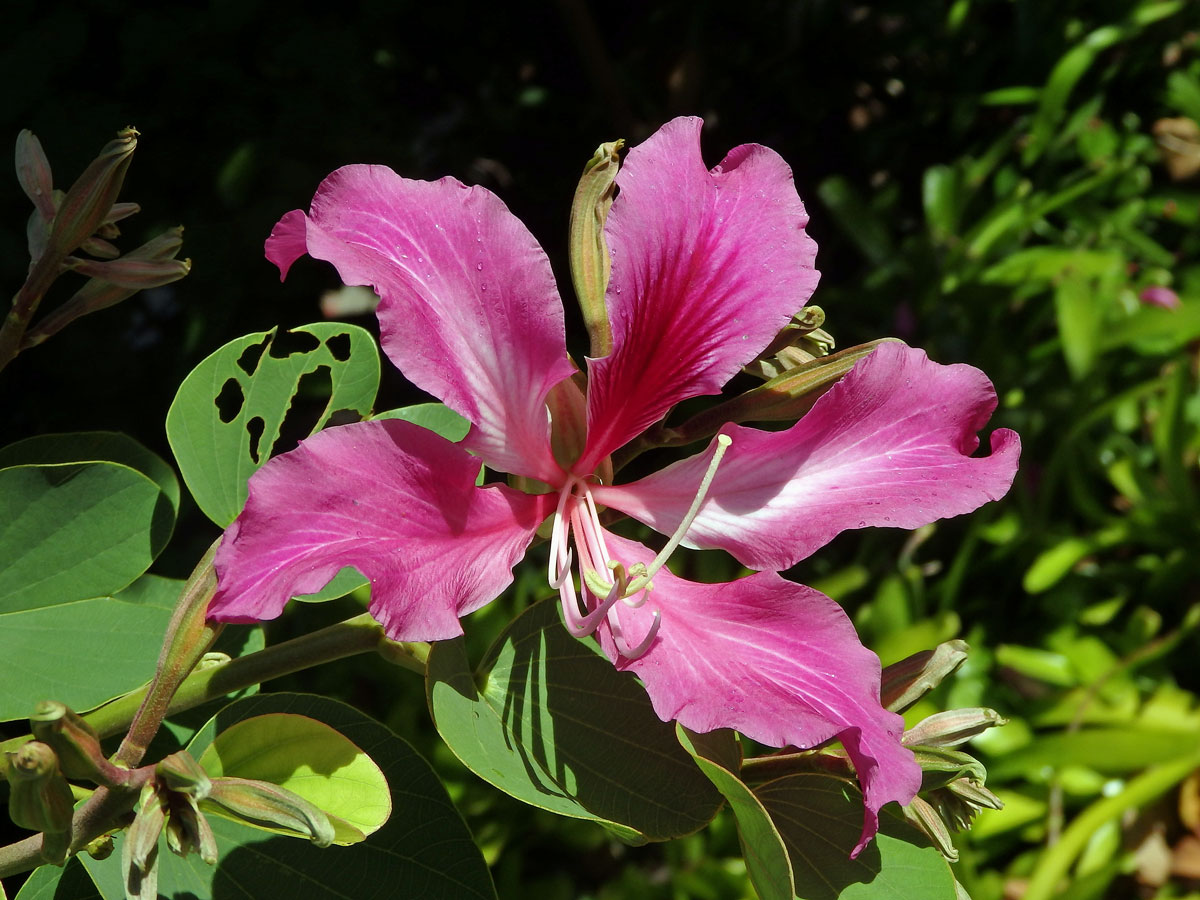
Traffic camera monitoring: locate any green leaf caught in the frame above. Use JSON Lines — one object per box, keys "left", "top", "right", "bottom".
{"left": 0, "top": 575, "right": 178, "bottom": 721}
{"left": 755, "top": 775, "right": 958, "bottom": 900}
{"left": 0, "top": 431, "right": 179, "bottom": 517}
{"left": 166, "top": 323, "right": 380, "bottom": 526}
{"left": 371, "top": 402, "right": 470, "bottom": 442}
{"left": 922, "top": 165, "right": 961, "bottom": 242}
{"left": 196, "top": 712, "right": 390, "bottom": 844}
{"left": 13, "top": 858, "right": 103, "bottom": 899}
{"left": 0, "top": 460, "right": 174, "bottom": 615}
{"left": 81, "top": 693, "right": 496, "bottom": 900}
{"left": 427, "top": 597, "right": 723, "bottom": 842}
{"left": 816, "top": 176, "right": 893, "bottom": 266}
{"left": 678, "top": 726, "right": 794, "bottom": 900}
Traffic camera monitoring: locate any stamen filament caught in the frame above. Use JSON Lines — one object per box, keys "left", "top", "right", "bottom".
{"left": 626, "top": 433, "right": 732, "bottom": 594}
{"left": 610, "top": 609, "right": 661, "bottom": 659}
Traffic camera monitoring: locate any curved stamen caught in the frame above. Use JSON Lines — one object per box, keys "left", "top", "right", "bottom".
{"left": 564, "top": 571, "right": 626, "bottom": 637}
{"left": 549, "top": 546, "right": 573, "bottom": 590}
{"left": 546, "top": 480, "right": 575, "bottom": 588}
{"left": 610, "top": 609, "right": 661, "bottom": 659}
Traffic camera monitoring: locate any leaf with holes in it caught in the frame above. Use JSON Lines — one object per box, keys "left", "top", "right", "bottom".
{"left": 166, "top": 324, "right": 380, "bottom": 527}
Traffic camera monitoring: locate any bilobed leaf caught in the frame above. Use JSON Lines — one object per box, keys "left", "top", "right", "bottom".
{"left": 0, "top": 575, "right": 178, "bottom": 721}
{"left": 166, "top": 323, "right": 380, "bottom": 527}
{"left": 195, "top": 712, "right": 390, "bottom": 844}
{"left": 755, "top": 775, "right": 958, "bottom": 900}
{"left": 81, "top": 693, "right": 495, "bottom": 900}
{"left": 0, "top": 457, "right": 175, "bottom": 615}
{"left": 677, "top": 726, "right": 794, "bottom": 900}
{"left": 427, "top": 597, "right": 723, "bottom": 842}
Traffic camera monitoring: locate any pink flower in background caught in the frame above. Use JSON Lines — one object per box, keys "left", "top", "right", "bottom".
{"left": 1138, "top": 285, "right": 1182, "bottom": 310}
{"left": 208, "top": 117, "right": 1020, "bottom": 853}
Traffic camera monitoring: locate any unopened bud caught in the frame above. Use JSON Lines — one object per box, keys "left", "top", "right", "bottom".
{"left": 79, "top": 236, "right": 121, "bottom": 259}
{"left": 16, "top": 130, "right": 55, "bottom": 219}
{"left": 945, "top": 776, "right": 1003, "bottom": 812}
{"left": 910, "top": 746, "right": 988, "bottom": 791}
{"left": 569, "top": 139, "right": 623, "bottom": 358}
{"left": 48, "top": 127, "right": 138, "bottom": 256}
{"left": 746, "top": 307, "right": 836, "bottom": 380}
{"left": 6, "top": 742, "right": 75, "bottom": 836}
{"left": 156, "top": 751, "right": 211, "bottom": 801}
{"left": 65, "top": 253, "right": 191, "bottom": 290}
{"left": 903, "top": 794, "right": 958, "bottom": 862}
{"left": 30, "top": 700, "right": 116, "bottom": 785}
{"left": 204, "top": 776, "right": 335, "bottom": 848}
{"left": 880, "top": 640, "right": 969, "bottom": 713}
{"left": 903, "top": 707, "right": 1006, "bottom": 748}
{"left": 673, "top": 339, "right": 899, "bottom": 445}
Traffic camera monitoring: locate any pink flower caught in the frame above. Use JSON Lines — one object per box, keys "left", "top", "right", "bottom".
{"left": 209, "top": 117, "right": 1020, "bottom": 854}
{"left": 1138, "top": 285, "right": 1181, "bottom": 310}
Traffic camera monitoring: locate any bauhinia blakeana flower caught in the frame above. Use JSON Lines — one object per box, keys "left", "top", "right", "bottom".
{"left": 209, "top": 116, "right": 1020, "bottom": 854}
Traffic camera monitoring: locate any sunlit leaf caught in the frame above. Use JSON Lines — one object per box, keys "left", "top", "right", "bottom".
{"left": 196, "top": 712, "right": 390, "bottom": 844}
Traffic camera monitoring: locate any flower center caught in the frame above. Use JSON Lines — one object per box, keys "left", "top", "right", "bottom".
{"left": 546, "top": 434, "right": 732, "bottom": 660}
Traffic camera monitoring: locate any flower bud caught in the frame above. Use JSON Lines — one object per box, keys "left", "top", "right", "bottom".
{"left": 48, "top": 127, "right": 138, "bottom": 256}
{"left": 671, "top": 339, "right": 899, "bottom": 445}
{"left": 29, "top": 700, "right": 116, "bottom": 785}
{"left": 155, "top": 751, "right": 211, "bottom": 801}
{"left": 903, "top": 707, "right": 1007, "bottom": 749}
{"left": 5, "top": 742, "right": 75, "bottom": 836}
{"left": 903, "top": 794, "right": 958, "bottom": 862}
{"left": 64, "top": 253, "right": 191, "bottom": 290}
{"left": 15, "top": 129, "right": 55, "bottom": 219}
{"left": 204, "top": 776, "right": 335, "bottom": 848}
{"left": 569, "top": 139, "right": 623, "bottom": 358}
{"left": 910, "top": 745, "right": 988, "bottom": 791}
{"left": 880, "top": 640, "right": 969, "bottom": 713}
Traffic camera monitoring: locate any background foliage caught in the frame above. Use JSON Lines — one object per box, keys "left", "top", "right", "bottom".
{"left": 2, "top": 0, "right": 1199, "bottom": 897}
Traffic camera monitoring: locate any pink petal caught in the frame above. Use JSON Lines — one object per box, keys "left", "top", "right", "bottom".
{"left": 581, "top": 117, "right": 820, "bottom": 470}
{"left": 264, "top": 209, "right": 309, "bottom": 279}
{"left": 210, "top": 419, "right": 553, "bottom": 641}
{"left": 594, "top": 532, "right": 920, "bottom": 855}
{"left": 595, "top": 342, "right": 1020, "bottom": 571}
{"left": 269, "top": 166, "right": 576, "bottom": 483}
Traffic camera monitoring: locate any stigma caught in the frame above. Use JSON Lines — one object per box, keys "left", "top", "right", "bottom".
{"left": 546, "top": 434, "right": 732, "bottom": 660}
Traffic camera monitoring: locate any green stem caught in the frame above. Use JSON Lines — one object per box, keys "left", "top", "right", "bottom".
{"left": 1022, "top": 747, "right": 1200, "bottom": 900}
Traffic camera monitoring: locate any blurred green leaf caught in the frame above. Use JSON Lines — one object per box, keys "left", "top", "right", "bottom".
{"left": 427, "top": 597, "right": 723, "bottom": 842}
{"left": 989, "top": 727, "right": 1200, "bottom": 779}
{"left": 817, "top": 176, "right": 893, "bottom": 266}
{"left": 166, "top": 323, "right": 380, "bottom": 526}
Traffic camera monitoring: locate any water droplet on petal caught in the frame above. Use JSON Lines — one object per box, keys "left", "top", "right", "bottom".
{"left": 857, "top": 520, "right": 866, "bottom": 527}
{"left": 476, "top": 262, "right": 483, "bottom": 271}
